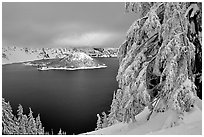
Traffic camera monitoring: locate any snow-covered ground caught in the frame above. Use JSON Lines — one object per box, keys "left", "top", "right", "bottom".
{"left": 84, "top": 98, "right": 202, "bottom": 135}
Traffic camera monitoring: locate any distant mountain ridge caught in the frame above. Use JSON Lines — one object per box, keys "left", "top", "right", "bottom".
{"left": 2, "top": 46, "right": 118, "bottom": 65}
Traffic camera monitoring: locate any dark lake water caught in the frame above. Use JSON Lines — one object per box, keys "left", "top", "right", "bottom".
{"left": 2, "top": 58, "right": 119, "bottom": 134}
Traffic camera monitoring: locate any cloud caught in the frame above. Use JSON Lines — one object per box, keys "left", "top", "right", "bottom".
{"left": 53, "top": 31, "right": 119, "bottom": 47}
{"left": 3, "top": 3, "right": 137, "bottom": 48}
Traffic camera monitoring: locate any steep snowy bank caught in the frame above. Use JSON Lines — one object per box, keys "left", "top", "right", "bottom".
{"left": 85, "top": 98, "right": 202, "bottom": 135}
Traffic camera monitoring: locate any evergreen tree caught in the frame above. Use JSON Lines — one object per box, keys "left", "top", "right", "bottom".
{"left": 2, "top": 98, "right": 18, "bottom": 134}
{"left": 108, "top": 91, "right": 119, "bottom": 126}
{"left": 57, "top": 128, "right": 66, "bottom": 135}
{"left": 58, "top": 128, "right": 62, "bottom": 135}
{"left": 62, "top": 131, "right": 67, "bottom": 135}
{"left": 95, "top": 114, "right": 102, "bottom": 130}
{"left": 35, "top": 114, "right": 44, "bottom": 135}
{"left": 101, "top": 112, "right": 108, "bottom": 128}
{"left": 17, "top": 104, "right": 27, "bottom": 134}
{"left": 27, "top": 108, "right": 37, "bottom": 134}
{"left": 108, "top": 2, "right": 201, "bottom": 126}
{"left": 2, "top": 98, "right": 47, "bottom": 135}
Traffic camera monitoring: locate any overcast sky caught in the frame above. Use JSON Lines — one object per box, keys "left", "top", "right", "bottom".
{"left": 3, "top": 2, "right": 138, "bottom": 48}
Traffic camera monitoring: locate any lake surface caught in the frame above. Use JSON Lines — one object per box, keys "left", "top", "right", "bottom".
{"left": 2, "top": 58, "right": 119, "bottom": 134}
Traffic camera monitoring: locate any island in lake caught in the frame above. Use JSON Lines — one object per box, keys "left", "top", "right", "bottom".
{"left": 24, "top": 52, "right": 107, "bottom": 71}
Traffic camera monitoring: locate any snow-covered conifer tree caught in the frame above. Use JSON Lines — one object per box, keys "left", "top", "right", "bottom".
{"left": 101, "top": 112, "right": 108, "bottom": 128}
{"left": 108, "top": 2, "right": 202, "bottom": 127}
{"left": 95, "top": 114, "right": 103, "bottom": 130}
{"left": 35, "top": 114, "right": 44, "bottom": 135}
{"left": 2, "top": 98, "right": 18, "bottom": 134}
{"left": 16, "top": 104, "right": 28, "bottom": 134}
{"left": 27, "top": 108, "right": 37, "bottom": 134}
{"left": 58, "top": 128, "right": 62, "bottom": 135}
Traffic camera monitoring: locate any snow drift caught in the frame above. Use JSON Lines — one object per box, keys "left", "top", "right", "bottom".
{"left": 85, "top": 97, "right": 201, "bottom": 135}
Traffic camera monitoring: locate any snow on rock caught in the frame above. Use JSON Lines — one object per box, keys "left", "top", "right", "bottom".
{"left": 71, "top": 52, "right": 93, "bottom": 61}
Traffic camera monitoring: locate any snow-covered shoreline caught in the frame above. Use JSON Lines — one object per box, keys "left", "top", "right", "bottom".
{"left": 37, "top": 65, "right": 107, "bottom": 71}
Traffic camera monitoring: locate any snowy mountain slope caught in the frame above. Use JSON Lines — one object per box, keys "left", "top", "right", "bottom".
{"left": 85, "top": 98, "right": 202, "bottom": 135}
{"left": 2, "top": 46, "right": 118, "bottom": 65}
{"left": 2, "top": 46, "right": 68, "bottom": 64}
{"left": 2, "top": 46, "right": 42, "bottom": 64}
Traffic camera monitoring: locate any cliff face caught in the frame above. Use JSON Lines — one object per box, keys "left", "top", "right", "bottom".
{"left": 107, "top": 2, "right": 202, "bottom": 126}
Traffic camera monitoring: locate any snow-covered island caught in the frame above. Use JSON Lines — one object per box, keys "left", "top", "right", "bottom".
{"left": 26, "top": 52, "right": 107, "bottom": 71}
